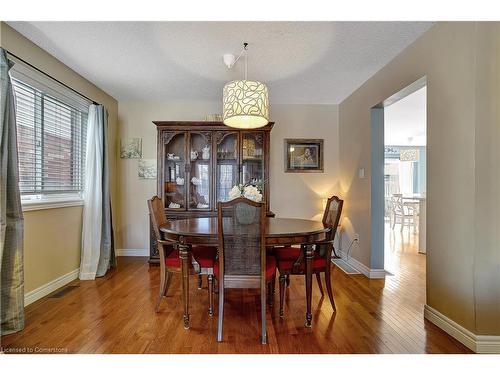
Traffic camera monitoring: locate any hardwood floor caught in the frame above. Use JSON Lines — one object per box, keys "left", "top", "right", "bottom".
{"left": 2, "top": 227, "right": 471, "bottom": 354}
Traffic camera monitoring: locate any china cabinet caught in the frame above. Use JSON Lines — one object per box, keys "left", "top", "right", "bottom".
{"left": 149, "top": 121, "right": 274, "bottom": 263}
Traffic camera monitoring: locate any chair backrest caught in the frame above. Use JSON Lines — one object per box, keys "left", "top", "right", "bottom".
{"left": 217, "top": 197, "right": 266, "bottom": 286}
{"left": 148, "top": 196, "right": 167, "bottom": 241}
{"left": 322, "top": 195, "right": 344, "bottom": 242}
{"left": 390, "top": 194, "right": 404, "bottom": 214}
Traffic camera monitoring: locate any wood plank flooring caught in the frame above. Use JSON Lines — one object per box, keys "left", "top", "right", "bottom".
{"left": 2, "top": 226, "right": 471, "bottom": 353}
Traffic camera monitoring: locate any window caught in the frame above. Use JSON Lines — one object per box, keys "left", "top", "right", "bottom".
{"left": 10, "top": 57, "right": 91, "bottom": 208}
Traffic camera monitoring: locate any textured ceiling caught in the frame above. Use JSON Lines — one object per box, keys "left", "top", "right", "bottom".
{"left": 7, "top": 21, "right": 433, "bottom": 104}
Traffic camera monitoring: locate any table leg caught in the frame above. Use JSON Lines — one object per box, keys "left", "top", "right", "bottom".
{"left": 413, "top": 206, "right": 418, "bottom": 234}
{"left": 178, "top": 239, "right": 190, "bottom": 329}
{"left": 197, "top": 274, "right": 203, "bottom": 289}
{"left": 305, "top": 244, "right": 313, "bottom": 328}
{"left": 418, "top": 200, "right": 427, "bottom": 254}
{"left": 266, "top": 246, "right": 275, "bottom": 305}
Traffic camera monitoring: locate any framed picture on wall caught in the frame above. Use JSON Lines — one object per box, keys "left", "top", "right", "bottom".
{"left": 120, "top": 138, "right": 142, "bottom": 159}
{"left": 138, "top": 159, "right": 157, "bottom": 179}
{"left": 284, "top": 138, "right": 324, "bottom": 173}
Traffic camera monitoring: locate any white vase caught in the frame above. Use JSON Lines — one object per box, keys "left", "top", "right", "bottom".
{"left": 202, "top": 146, "right": 210, "bottom": 160}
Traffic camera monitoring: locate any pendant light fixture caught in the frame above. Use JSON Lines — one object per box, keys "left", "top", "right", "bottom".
{"left": 222, "top": 43, "right": 269, "bottom": 129}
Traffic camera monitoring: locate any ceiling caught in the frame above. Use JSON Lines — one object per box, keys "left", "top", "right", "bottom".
{"left": 384, "top": 86, "right": 427, "bottom": 146}
{"left": 8, "top": 22, "right": 433, "bottom": 104}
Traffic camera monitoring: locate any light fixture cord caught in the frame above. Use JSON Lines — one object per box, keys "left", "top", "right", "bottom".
{"left": 244, "top": 42, "right": 248, "bottom": 81}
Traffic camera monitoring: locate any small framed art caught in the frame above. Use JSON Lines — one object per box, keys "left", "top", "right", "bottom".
{"left": 284, "top": 138, "right": 324, "bottom": 173}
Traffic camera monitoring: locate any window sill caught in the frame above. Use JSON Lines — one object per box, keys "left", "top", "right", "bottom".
{"left": 22, "top": 199, "right": 84, "bottom": 212}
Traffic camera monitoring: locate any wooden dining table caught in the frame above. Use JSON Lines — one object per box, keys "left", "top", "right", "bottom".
{"left": 160, "top": 217, "right": 330, "bottom": 329}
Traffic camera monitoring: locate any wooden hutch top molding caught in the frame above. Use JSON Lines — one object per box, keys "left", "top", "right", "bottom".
{"left": 153, "top": 121, "right": 275, "bottom": 131}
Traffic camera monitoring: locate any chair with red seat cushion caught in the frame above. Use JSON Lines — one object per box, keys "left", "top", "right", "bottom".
{"left": 277, "top": 196, "right": 343, "bottom": 318}
{"left": 163, "top": 246, "right": 216, "bottom": 270}
{"left": 192, "top": 246, "right": 217, "bottom": 268}
{"left": 276, "top": 251, "right": 327, "bottom": 271}
{"left": 215, "top": 198, "right": 275, "bottom": 345}
{"left": 148, "top": 196, "right": 217, "bottom": 315}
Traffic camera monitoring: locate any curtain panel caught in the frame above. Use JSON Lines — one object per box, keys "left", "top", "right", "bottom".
{"left": 0, "top": 48, "right": 24, "bottom": 337}
{"left": 79, "top": 104, "right": 115, "bottom": 280}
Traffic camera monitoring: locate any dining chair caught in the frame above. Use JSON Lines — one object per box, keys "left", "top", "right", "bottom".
{"left": 275, "top": 195, "right": 343, "bottom": 317}
{"left": 215, "top": 197, "right": 276, "bottom": 344}
{"left": 148, "top": 196, "right": 218, "bottom": 315}
{"left": 389, "top": 194, "right": 419, "bottom": 233}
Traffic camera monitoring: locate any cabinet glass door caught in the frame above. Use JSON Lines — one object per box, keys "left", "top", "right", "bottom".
{"left": 215, "top": 132, "right": 239, "bottom": 202}
{"left": 241, "top": 132, "right": 264, "bottom": 190}
{"left": 188, "top": 132, "right": 211, "bottom": 210}
{"left": 163, "top": 132, "right": 186, "bottom": 209}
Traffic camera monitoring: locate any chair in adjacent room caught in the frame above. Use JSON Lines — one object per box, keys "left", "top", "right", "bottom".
{"left": 214, "top": 197, "right": 276, "bottom": 344}
{"left": 275, "top": 195, "right": 343, "bottom": 317}
{"left": 389, "top": 193, "right": 419, "bottom": 233}
{"left": 148, "top": 196, "right": 218, "bottom": 314}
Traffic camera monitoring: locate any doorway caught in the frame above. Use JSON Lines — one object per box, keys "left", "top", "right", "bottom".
{"left": 370, "top": 77, "right": 427, "bottom": 276}
{"left": 384, "top": 85, "right": 427, "bottom": 273}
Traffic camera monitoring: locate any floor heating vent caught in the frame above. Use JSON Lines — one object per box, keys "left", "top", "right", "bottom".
{"left": 48, "top": 285, "right": 79, "bottom": 298}
{"left": 331, "top": 258, "right": 361, "bottom": 275}
{"left": 332, "top": 238, "right": 361, "bottom": 275}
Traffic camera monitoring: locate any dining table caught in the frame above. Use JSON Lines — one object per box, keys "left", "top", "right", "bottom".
{"left": 160, "top": 217, "right": 330, "bottom": 329}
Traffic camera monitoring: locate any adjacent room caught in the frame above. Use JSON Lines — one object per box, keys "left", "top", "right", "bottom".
{"left": 1, "top": 14, "right": 499, "bottom": 361}
{"left": 384, "top": 85, "right": 427, "bottom": 275}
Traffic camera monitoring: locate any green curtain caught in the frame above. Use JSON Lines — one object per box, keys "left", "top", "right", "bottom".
{"left": 0, "top": 48, "right": 24, "bottom": 337}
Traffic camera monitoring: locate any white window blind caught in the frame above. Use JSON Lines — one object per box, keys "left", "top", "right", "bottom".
{"left": 10, "top": 57, "right": 91, "bottom": 204}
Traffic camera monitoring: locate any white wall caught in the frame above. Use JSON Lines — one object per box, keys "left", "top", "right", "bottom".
{"left": 270, "top": 104, "right": 340, "bottom": 221}
{"left": 116, "top": 102, "right": 339, "bottom": 250}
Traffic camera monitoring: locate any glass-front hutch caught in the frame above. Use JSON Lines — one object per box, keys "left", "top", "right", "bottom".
{"left": 150, "top": 121, "right": 274, "bottom": 263}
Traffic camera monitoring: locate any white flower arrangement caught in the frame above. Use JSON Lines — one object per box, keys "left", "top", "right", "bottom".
{"left": 228, "top": 184, "right": 263, "bottom": 202}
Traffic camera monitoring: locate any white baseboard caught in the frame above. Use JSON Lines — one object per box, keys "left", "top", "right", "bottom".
{"left": 338, "top": 250, "right": 386, "bottom": 279}
{"left": 24, "top": 268, "right": 79, "bottom": 306}
{"left": 368, "top": 268, "right": 387, "bottom": 279}
{"left": 116, "top": 248, "right": 149, "bottom": 257}
{"left": 424, "top": 305, "right": 500, "bottom": 353}
{"left": 476, "top": 336, "right": 500, "bottom": 354}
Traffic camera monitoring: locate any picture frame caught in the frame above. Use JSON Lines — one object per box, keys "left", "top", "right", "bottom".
{"left": 284, "top": 138, "right": 324, "bottom": 173}
{"left": 120, "top": 138, "right": 142, "bottom": 159}
{"left": 138, "top": 159, "right": 157, "bottom": 179}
